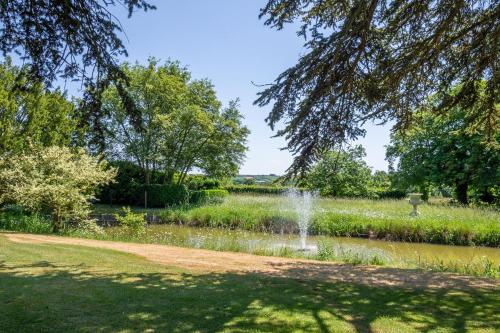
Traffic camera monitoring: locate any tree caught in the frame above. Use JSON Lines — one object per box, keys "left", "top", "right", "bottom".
{"left": 0, "top": 146, "right": 116, "bottom": 232}
{"left": 306, "top": 145, "right": 372, "bottom": 197}
{"left": 101, "top": 59, "right": 188, "bottom": 187}
{"left": 0, "top": 59, "right": 78, "bottom": 153}
{"left": 190, "top": 100, "right": 250, "bottom": 182}
{"left": 0, "top": 1, "right": 155, "bottom": 151}
{"left": 0, "top": 0, "right": 154, "bottom": 86}
{"left": 370, "top": 170, "right": 391, "bottom": 193}
{"left": 256, "top": 0, "right": 499, "bottom": 176}
{"left": 387, "top": 90, "right": 500, "bottom": 205}
{"left": 102, "top": 59, "right": 249, "bottom": 186}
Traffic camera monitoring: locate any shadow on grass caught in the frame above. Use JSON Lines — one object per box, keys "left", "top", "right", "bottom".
{"left": 0, "top": 261, "right": 499, "bottom": 333}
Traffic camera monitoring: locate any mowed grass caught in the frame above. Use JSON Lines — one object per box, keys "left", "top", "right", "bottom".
{"left": 0, "top": 235, "right": 499, "bottom": 333}
{"left": 95, "top": 194, "right": 500, "bottom": 246}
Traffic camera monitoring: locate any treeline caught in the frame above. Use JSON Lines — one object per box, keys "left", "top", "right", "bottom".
{"left": 385, "top": 83, "right": 499, "bottom": 206}
{"left": 302, "top": 145, "right": 406, "bottom": 200}
{"left": 303, "top": 83, "right": 499, "bottom": 205}
{"left": 0, "top": 58, "right": 249, "bottom": 231}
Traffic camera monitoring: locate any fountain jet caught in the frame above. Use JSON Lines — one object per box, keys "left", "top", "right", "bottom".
{"left": 286, "top": 189, "right": 317, "bottom": 251}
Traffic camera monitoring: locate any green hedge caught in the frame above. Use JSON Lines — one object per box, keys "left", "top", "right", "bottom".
{"left": 135, "top": 184, "right": 190, "bottom": 208}
{"left": 225, "top": 185, "right": 292, "bottom": 195}
{"left": 190, "top": 189, "right": 229, "bottom": 205}
{"left": 97, "top": 161, "right": 167, "bottom": 205}
{"left": 375, "top": 190, "right": 407, "bottom": 199}
{"left": 185, "top": 176, "right": 221, "bottom": 191}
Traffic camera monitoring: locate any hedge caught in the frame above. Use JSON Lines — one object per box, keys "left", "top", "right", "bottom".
{"left": 224, "top": 185, "right": 292, "bottom": 195}
{"left": 97, "top": 161, "right": 167, "bottom": 205}
{"left": 136, "top": 184, "right": 190, "bottom": 208}
{"left": 376, "top": 189, "right": 407, "bottom": 199}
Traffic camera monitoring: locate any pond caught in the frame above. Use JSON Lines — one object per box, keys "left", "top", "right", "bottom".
{"left": 104, "top": 224, "right": 500, "bottom": 267}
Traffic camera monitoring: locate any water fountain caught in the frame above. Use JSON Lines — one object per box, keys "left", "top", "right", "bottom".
{"left": 286, "top": 188, "right": 317, "bottom": 251}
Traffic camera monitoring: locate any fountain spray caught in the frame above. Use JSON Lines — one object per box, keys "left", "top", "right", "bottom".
{"left": 286, "top": 189, "right": 317, "bottom": 251}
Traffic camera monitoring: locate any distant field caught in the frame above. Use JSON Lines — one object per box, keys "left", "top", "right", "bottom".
{"left": 94, "top": 194, "right": 500, "bottom": 247}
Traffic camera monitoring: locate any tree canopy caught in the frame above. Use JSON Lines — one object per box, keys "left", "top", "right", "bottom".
{"left": 0, "top": 59, "right": 78, "bottom": 153}
{"left": 101, "top": 59, "right": 250, "bottom": 185}
{"left": 306, "top": 145, "right": 373, "bottom": 197}
{"left": 256, "top": 0, "right": 499, "bottom": 176}
{"left": 387, "top": 85, "right": 500, "bottom": 205}
{"left": 0, "top": 0, "right": 154, "bottom": 86}
{"left": 0, "top": 1, "right": 155, "bottom": 147}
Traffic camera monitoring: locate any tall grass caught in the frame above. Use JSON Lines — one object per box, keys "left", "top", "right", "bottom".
{"left": 95, "top": 195, "right": 500, "bottom": 247}
{"left": 0, "top": 211, "right": 52, "bottom": 234}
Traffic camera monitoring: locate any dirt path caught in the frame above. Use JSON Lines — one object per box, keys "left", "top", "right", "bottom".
{"left": 4, "top": 233, "right": 499, "bottom": 290}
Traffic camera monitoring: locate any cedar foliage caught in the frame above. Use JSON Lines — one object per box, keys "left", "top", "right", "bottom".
{"left": 256, "top": 0, "right": 499, "bottom": 176}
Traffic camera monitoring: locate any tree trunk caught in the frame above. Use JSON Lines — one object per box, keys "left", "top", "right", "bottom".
{"left": 455, "top": 182, "right": 469, "bottom": 205}
{"left": 144, "top": 169, "right": 151, "bottom": 209}
{"left": 52, "top": 212, "right": 62, "bottom": 233}
{"left": 164, "top": 170, "right": 175, "bottom": 184}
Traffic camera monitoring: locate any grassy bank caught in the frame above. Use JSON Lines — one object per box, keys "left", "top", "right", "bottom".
{"left": 1, "top": 234, "right": 499, "bottom": 332}
{"left": 94, "top": 194, "right": 500, "bottom": 247}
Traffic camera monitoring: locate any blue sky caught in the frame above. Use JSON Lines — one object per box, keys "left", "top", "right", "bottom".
{"left": 77, "top": 0, "right": 392, "bottom": 174}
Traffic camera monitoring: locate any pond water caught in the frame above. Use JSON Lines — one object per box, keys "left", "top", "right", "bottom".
{"left": 106, "top": 224, "right": 500, "bottom": 266}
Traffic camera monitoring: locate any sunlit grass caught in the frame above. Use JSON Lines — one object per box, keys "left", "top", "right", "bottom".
{"left": 1, "top": 235, "right": 499, "bottom": 333}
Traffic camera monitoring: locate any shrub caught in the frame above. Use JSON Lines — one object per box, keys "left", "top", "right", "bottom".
{"left": 114, "top": 207, "right": 146, "bottom": 235}
{"left": 71, "top": 219, "right": 104, "bottom": 237}
{"left": 0, "top": 146, "right": 116, "bottom": 232}
{"left": 190, "top": 189, "right": 229, "bottom": 205}
{"left": 135, "top": 184, "right": 190, "bottom": 208}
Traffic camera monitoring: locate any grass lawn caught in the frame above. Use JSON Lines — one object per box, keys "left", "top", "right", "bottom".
{"left": 1, "top": 234, "right": 499, "bottom": 333}
{"left": 93, "top": 194, "right": 500, "bottom": 246}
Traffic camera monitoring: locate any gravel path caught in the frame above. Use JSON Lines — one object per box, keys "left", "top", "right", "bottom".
{"left": 4, "top": 233, "right": 499, "bottom": 290}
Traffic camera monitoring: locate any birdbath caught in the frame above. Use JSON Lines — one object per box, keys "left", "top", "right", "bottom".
{"left": 408, "top": 193, "right": 422, "bottom": 217}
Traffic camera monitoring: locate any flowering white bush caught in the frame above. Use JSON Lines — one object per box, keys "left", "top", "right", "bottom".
{"left": 0, "top": 146, "right": 116, "bottom": 231}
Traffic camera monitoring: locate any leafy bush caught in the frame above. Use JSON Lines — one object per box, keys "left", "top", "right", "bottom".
{"left": 0, "top": 146, "right": 116, "bottom": 232}
{"left": 190, "top": 189, "right": 229, "bottom": 205}
{"left": 135, "top": 184, "right": 190, "bottom": 208}
{"left": 114, "top": 207, "right": 146, "bottom": 235}
{"left": 71, "top": 219, "right": 104, "bottom": 237}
